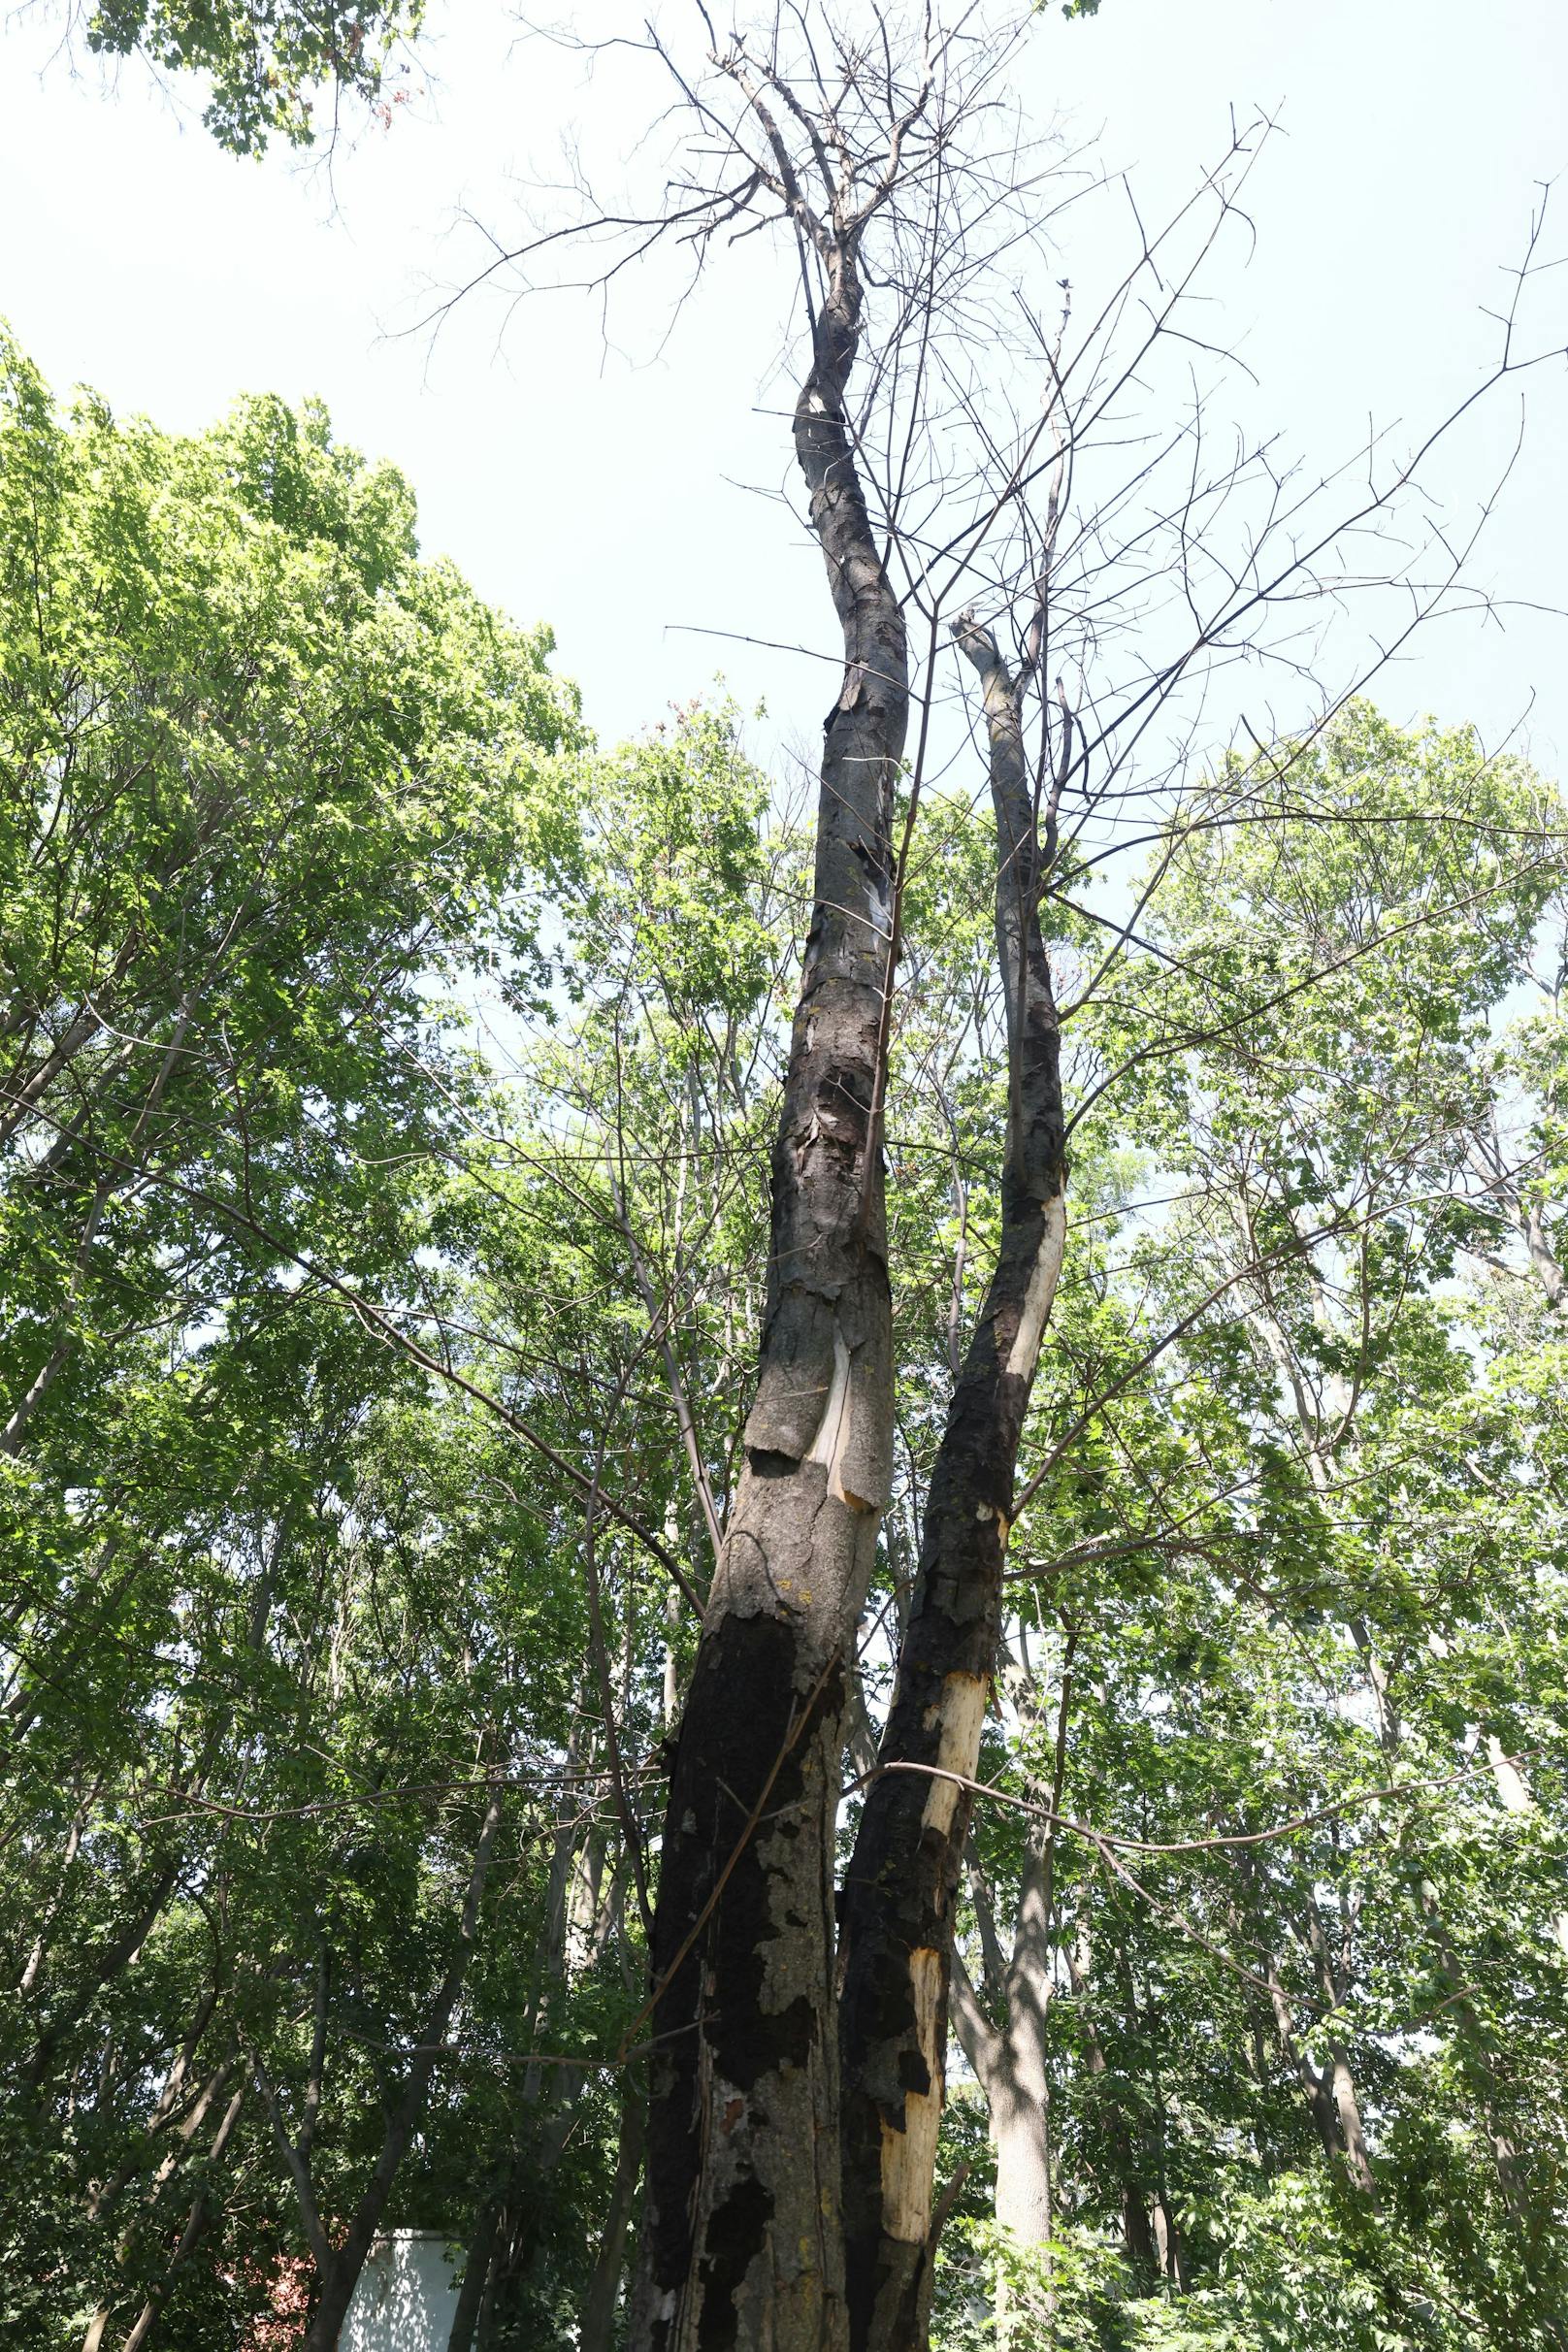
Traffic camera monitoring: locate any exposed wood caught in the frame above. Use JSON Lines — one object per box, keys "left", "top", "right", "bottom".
{"left": 629, "top": 127, "right": 905, "bottom": 2352}
{"left": 837, "top": 610, "right": 1068, "bottom": 2352}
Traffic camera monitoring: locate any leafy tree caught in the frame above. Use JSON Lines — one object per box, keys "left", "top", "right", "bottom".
{"left": 934, "top": 705, "right": 1568, "bottom": 2350}
{"left": 45, "top": 0, "right": 423, "bottom": 152}
{"left": 0, "top": 332, "right": 580, "bottom": 2347}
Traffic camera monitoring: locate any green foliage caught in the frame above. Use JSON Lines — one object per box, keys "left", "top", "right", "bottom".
{"left": 4, "top": 332, "right": 1567, "bottom": 2343}
{"left": 934, "top": 706, "right": 1568, "bottom": 2348}
{"left": 0, "top": 336, "right": 593, "bottom": 2344}
{"left": 939, "top": 2182, "right": 1429, "bottom": 2352}
{"left": 76, "top": 0, "right": 425, "bottom": 153}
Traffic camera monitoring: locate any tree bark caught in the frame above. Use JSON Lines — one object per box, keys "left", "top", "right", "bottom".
{"left": 950, "top": 1953, "right": 1054, "bottom": 2352}
{"left": 991, "top": 2039, "right": 1055, "bottom": 2350}
{"left": 836, "top": 621, "right": 1066, "bottom": 2352}
{"left": 580, "top": 2082, "right": 647, "bottom": 2352}
{"left": 22, "top": 1859, "right": 180, "bottom": 2093}
{"left": 1522, "top": 1192, "right": 1566, "bottom": 1312}
{"left": 1329, "top": 2045, "right": 1374, "bottom": 2196}
{"left": 446, "top": 2194, "right": 502, "bottom": 2352}
{"left": 629, "top": 239, "right": 905, "bottom": 2352}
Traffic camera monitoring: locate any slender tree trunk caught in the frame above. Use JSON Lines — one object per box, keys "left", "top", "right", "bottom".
{"left": 23, "top": 1860, "right": 180, "bottom": 2093}
{"left": 580, "top": 2084, "right": 647, "bottom": 2352}
{"left": 961, "top": 2018, "right": 1053, "bottom": 2352}
{"left": 446, "top": 2193, "right": 503, "bottom": 2352}
{"left": 836, "top": 620, "right": 1066, "bottom": 2352}
{"left": 1522, "top": 1193, "right": 1567, "bottom": 1311}
{"left": 1264, "top": 1954, "right": 1344, "bottom": 2174}
{"left": 1411, "top": 1869, "right": 1552, "bottom": 2273}
{"left": 16, "top": 1779, "right": 96, "bottom": 1996}
{"left": 298, "top": 1780, "right": 506, "bottom": 2352}
{"left": 1470, "top": 1135, "right": 1567, "bottom": 1313}
{"left": 630, "top": 245, "right": 905, "bottom": 2352}
{"left": 1121, "top": 2189, "right": 1160, "bottom": 2284}
{"left": 992, "top": 2065, "right": 1052, "bottom": 2243}
{"left": 114, "top": 2076, "right": 247, "bottom": 2352}
{"left": 1329, "top": 2045, "right": 1374, "bottom": 2196}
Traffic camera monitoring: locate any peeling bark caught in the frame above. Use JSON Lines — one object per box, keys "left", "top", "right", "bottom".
{"left": 837, "top": 620, "right": 1066, "bottom": 2352}
{"left": 630, "top": 227, "right": 904, "bottom": 2352}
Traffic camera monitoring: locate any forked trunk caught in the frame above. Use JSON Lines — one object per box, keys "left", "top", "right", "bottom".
{"left": 837, "top": 621, "right": 1066, "bottom": 2351}
{"left": 630, "top": 254, "right": 906, "bottom": 2352}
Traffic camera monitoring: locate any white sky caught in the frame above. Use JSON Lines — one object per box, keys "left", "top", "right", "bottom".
{"left": 4, "top": 0, "right": 1566, "bottom": 780}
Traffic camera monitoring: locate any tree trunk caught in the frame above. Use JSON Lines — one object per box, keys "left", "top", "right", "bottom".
{"left": 993, "top": 2067, "right": 1052, "bottom": 2239}
{"left": 116, "top": 2075, "right": 247, "bottom": 2352}
{"left": 1522, "top": 1193, "right": 1566, "bottom": 1311}
{"left": 1329, "top": 2044, "right": 1375, "bottom": 2196}
{"left": 446, "top": 2194, "right": 501, "bottom": 2352}
{"left": 836, "top": 620, "right": 1066, "bottom": 2352}
{"left": 22, "top": 1858, "right": 180, "bottom": 2093}
{"left": 580, "top": 2083, "right": 647, "bottom": 2352}
{"left": 630, "top": 245, "right": 905, "bottom": 2352}
{"left": 299, "top": 1781, "right": 506, "bottom": 2352}
{"left": 992, "top": 2043, "right": 1054, "bottom": 2344}
{"left": 1261, "top": 1945, "right": 1353, "bottom": 2182}
{"left": 949, "top": 1952, "right": 1056, "bottom": 2346}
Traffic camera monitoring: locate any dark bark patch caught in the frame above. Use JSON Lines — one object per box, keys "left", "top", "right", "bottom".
{"left": 746, "top": 1447, "right": 800, "bottom": 1480}
{"left": 695, "top": 2176, "right": 772, "bottom": 2351}
{"left": 898, "top": 2045, "right": 933, "bottom": 2099}
{"left": 641, "top": 1610, "right": 843, "bottom": 2318}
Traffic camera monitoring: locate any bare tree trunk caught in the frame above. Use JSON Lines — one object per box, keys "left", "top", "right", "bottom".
{"left": 1410, "top": 1869, "right": 1553, "bottom": 2282}
{"left": 630, "top": 238, "right": 905, "bottom": 2352}
{"left": 22, "top": 1859, "right": 180, "bottom": 2093}
{"left": 1329, "top": 2045, "right": 1375, "bottom": 2196}
{"left": 1522, "top": 1192, "right": 1567, "bottom": 1311}
{"left": 992, "top": 2062, "right": 1052, "bottom": 2244}
{"left": 991, "top": 1651, "right": 1072, "bottom": 2255}
{"left": 836, "top": 618, "right": 1066, "bottom": 2352}
{"left": 1470, "top": 1134, "right": 1567, "bottom": 1313}
{"left": 1264, "top": 1953, "right": 1345, "bottom": 2175}
{"left": 963, "top": 2015, "right": 1053, "bottom": 2352}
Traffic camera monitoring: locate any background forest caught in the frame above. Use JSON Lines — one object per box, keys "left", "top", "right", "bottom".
{"left": 2, "top": 6, "right": 1567, "bottom": 2352}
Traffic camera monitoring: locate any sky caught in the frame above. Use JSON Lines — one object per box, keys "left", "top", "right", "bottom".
{"left": 3, "top": 0, "right": 1566, "bottom": 781}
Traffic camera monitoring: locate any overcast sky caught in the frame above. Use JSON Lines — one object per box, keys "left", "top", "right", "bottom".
{"left": 5, "top": 0, "right": 1566, "bottom": 782}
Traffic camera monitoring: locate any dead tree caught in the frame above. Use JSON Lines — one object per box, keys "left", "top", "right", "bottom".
{"left": 604, "top": 34, "right": 924, "bottom": 2351}
{"left": 431, "top": 11, "right": 1558, "bottom": 2345}
{"left": 836, "top": 578, "right": 1070, "bottom": 2346}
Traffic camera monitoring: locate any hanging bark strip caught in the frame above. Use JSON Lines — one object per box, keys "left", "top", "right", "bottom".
{"left": 836, "top": 615, "right": 1069, "bottom": 2352}
{"left": 629, "top": 180, "right": 907, "bottom": 2352}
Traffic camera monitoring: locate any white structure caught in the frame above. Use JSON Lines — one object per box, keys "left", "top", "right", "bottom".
{"left": 341, "top": 2232, "right": 462, "bottom": 2351}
